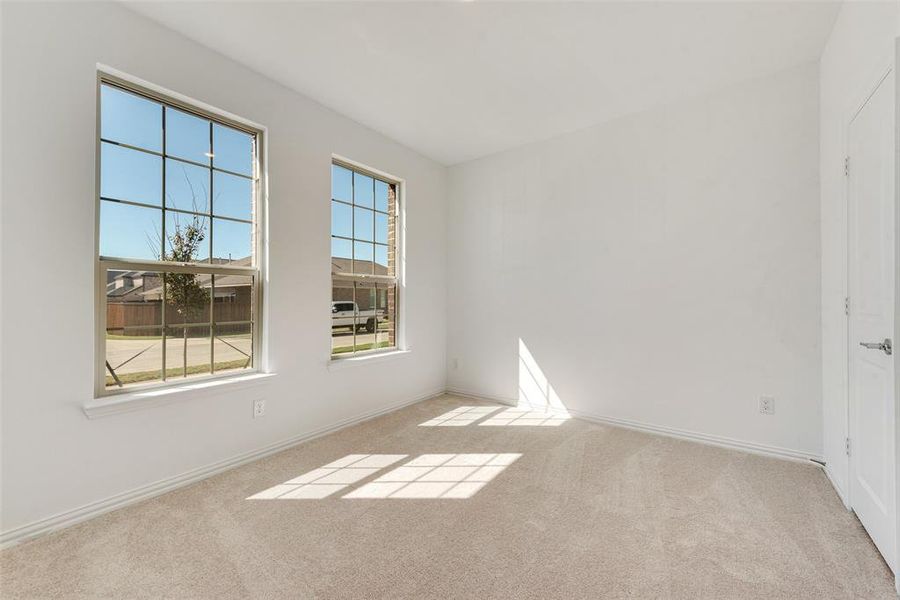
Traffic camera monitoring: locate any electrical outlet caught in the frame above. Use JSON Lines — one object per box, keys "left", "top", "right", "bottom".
{"left": 253, "top": 398, "right": 266, "bottom": 418}
{"left": 451, "top": 358, "right": 459, "bottom": 370}
{"left": 759, "top": 396, "right": 774, "bottom": 415}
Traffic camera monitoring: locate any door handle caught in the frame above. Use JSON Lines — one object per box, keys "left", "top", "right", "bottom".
{"left": 859, "top": 338, "right": 892, "bottom": 356}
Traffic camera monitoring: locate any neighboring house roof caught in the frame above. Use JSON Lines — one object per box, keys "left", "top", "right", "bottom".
{"left": 331, "top": 257, "right": 388, "bottom": 277}
{"left": 106, "top": 271, "right": 156, "bottom": 302}
{"left": 107, "top": 283, "right": 143, "bottom": 298}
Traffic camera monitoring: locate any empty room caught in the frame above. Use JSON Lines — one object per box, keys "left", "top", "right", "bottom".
{"left": 1, "top": 0, "right": 899, "bottom": 598}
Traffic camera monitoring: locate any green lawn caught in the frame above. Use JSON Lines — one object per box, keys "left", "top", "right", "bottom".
{"left": 332, "top": 341, "right": 393, "bottom": 355}
{"left": 106, "top": 358, "right": 250, "bottom": 387}
{"left": 106, "top": 333, "right": 163, "bottom": 340}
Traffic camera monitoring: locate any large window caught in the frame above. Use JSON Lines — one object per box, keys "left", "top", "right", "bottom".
{"left": 97, "top": 75, "right": 261, "bottom": 395}
{"left": 331, "top": 161, "right": 399, "bottom": 356}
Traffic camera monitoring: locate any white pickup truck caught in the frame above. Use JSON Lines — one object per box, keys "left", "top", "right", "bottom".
{"left": 331, "top": 301, "right": 385, "bottom": 333}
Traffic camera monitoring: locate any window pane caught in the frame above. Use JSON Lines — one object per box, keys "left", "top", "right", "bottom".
{"left": 166, "top": 159, "right": 210, "bottom": 213}
{"left": 165, "top": 324, "right": 212, "bottom": 381}
{"left": 213, "top": 171, "right": 252, "bottom": 220}
{"left": 354, "top": 207, "right": 374, "bottom": 242}
{"left": 212, "top": 218, "right": 252, "bottom": 264}
{"left": 163, "top": 272, "right": 211, "bottom": 326}
{"left": 375, "top": 180, "right": 389, "bottom": 212}
{"left": 100, "top": 200, "right": 162, "bottom": 260}
{"left": 105, "top": 269, "right": 164, "bottom": 389}
{"left": 215, "top": 321, "right": 253, "bottom": 374}
{"left": 354, "top": 241, "right": 374, "bottom": 274}
{"left": 101, "top": 142, "right": 161, "bottom": 205}
{"left": 166, "top": 107, "right": 210, "bottom": 165}
{"left": 375, "top": 244, "right": 388, "bottom": 273}
{"left": 355, "top": 282, "right": 379, "bottom": 351}
{"left": 212, "top": 274, "right": 253, "bottom": 374}
{"left": 165, "top": 211, "right": 210, "bottom": 262}
{"left": 331, "top": 280, "right": 356, "bottom": 355}
{"left": 332, "top": 201, "right": 352, "bottom": 238}
{"left": 212, "top": 123, "right": 252, "bottom": 176}
{"left": 353, "top": 173, "right": 374, "bottom": 208}
{"left": 332, "top": 164, "right": 352, "bottom": 202}
{"left": 332, "top": 238, "right": 352, "bottom": 275}
{"left": 101, "top": 84, "right": 162, "bottom": 152}
{"left": 212, "top": 274, "right": 253, "bottom": 323}
{"left": 375, "top": 283, "right": 396, "bottom": 351}
{"left": 375, "top": 212, "right": 388, "bottom": 244}
{"left": 332, "top": 237, "right": 352, "bottom": 259}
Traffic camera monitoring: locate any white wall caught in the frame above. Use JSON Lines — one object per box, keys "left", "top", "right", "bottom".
{"left": 447, "top": 63, "right": 822, "bottom": 458}
{"left": 0, "top": 2, "right": 447, "bottom": 537}
{"left": 819, "top": 0, "right": 900, "bottom": 503}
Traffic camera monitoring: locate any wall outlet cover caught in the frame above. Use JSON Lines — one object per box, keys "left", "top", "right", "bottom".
{"left": 759, "top": 396, "right": 775, "bottom": 415}
{"left": 253, "top": 398, "right": 266, "bottom": 418}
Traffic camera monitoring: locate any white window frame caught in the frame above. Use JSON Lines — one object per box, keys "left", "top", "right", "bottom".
{"left": 330, "top": 155, "right": 405, "bottom": 360}
{"left": 94, "top": 68, "right": 267, "bottom": 398}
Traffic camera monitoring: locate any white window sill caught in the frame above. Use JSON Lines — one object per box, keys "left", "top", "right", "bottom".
{"left": 83, "top": 372, "right": 277, "bottom": 419}
{"left": 328, "top": 349, "right": 411, "bottom": 371}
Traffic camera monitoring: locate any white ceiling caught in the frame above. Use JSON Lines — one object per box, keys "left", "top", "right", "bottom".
{"left": 125, "top": 1, "right": 841, "bottom": 166}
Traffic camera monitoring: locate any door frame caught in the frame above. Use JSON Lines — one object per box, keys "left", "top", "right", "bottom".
{"left": 894, "top": 36, "right": 900, "bottom": 596}
{"left": 843, "top": 58, "right": 897, "bottom": 573}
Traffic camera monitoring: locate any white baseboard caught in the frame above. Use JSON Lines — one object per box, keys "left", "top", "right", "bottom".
{"left": 570, "top": 409, "right": 823, "bottom": 463}
{"left": 0, "top": 388, "right": 444, "bottom": 549}
{"left": 446, "top": 387, "right": 823, "bottom": 464}
{"left": 444, "top": 387, "right": 518, "bottom": 407}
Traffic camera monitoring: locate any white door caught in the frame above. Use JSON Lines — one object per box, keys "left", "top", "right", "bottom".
{"left": 848, "top": 68, "right": 896, "bottom": 573}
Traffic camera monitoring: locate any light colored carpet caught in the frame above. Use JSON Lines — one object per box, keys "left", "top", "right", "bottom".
{"left": 1, "top": 394, "right": 895, "bottom": 599}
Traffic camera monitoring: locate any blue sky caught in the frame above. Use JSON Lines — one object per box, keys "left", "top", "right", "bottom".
{"left": 99, "top": 84, "right": 253, "bottom": 263}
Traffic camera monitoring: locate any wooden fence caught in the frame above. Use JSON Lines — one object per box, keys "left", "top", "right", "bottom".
{"left": 107, "top": 301, "right": 252, "bottom": 337}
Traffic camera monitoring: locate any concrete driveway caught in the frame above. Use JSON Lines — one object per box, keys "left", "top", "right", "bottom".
{"left": 107, "top": 334, "right": 252, "bottom": 375}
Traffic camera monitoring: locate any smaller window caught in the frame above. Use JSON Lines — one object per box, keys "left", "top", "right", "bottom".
{"left": 330, "top": 161, "right": 399, "bottom": 357}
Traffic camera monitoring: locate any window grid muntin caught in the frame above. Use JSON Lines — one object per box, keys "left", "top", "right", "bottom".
{"left": 98, "top": 75, "right": 262, "bottom": 396}
{"left": 99, "top": 198, "right": 252, "bottom": 227}
{"left": 331, "top": 161, "right": 398, "bottom": 357}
